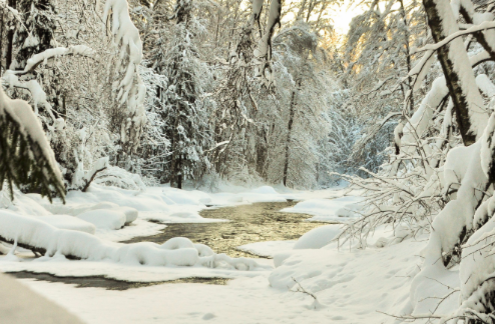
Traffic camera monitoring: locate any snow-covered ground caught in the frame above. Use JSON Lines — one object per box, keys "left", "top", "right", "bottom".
{"left": 0, "top": 183, "right": 437, "bottom": 323}
{"left": 17, "top": 232, "right": 427, "bottom": 324}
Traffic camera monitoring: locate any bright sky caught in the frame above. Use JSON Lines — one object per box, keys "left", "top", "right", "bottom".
{"left": 331, "top": 1, "right": 365, "bottom": 34}
{"left": 280, "top": 0, "right": 366, "bottom": 35}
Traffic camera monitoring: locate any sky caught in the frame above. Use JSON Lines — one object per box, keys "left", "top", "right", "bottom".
{"left": 331, "top": 1, "right": 365, "bottom": 34}
{"left": 280, "top": 0, "right": 366, "bottom": 35}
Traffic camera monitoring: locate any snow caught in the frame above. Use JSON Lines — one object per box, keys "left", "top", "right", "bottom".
{"left": 0, "top": 183, "right": 422, "bottom": 323}
{"left": 76, "top": 209, "right": 127, "bottom": 230}
{"left": 252, "top": 0, "right": 264, "bottom": 23}
{"left": 403, "top": 110, "right": 495, "bottom": 318}
{"left": 476, "top": 74, "right": 495, "bottom": 98}
{"left": 254, "top": 0, "right": 281, "bottom": 62}
{"left": 293, "top": 224, "right": 342, "bottom": 249}
{"left": 437, "top": 0, "right": 488, "bottom": 138}
{"left": 480, "top": 112, "right": 495, "bottom": 179}
{"left": 2, "top": 46, "right": 95, "bottom": 122}
{"left": 14, "top": 235, "right": 428, "bottom": 324}
{"left": 0, "top": 182, "right": 460, "bottom": 323}
{"left": 38, "top": 215, "right": 96, "bottom": 234}
{"left": 0, "top": 272, "right": 85, "bottom": 324}
{"left": 21, "top": 46, "right": 95, "bottom": 73}
{"left": 238, "top": 241, "right": 296, "bottom": 258}
{"left": 103, "top": 0, "right": 146, "bottom": 151}
{"left": 282, "top": 196, "right": 364, "bottom": 222}
{"left": 0, "top": 207, "right": 265, "bottom": 270}
{"left": 401, "top": 77, "right": 449, "bottom": 156}
{"left": 0, "top": 185, "right": 354, "bottom": 279}
{"left": 240, "top": 186, "right": 287, "bottom": 203}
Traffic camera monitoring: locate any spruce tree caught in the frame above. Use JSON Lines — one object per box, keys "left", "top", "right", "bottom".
{"left": 0, "top": 87, "right": 65, "bottom": 201}
{"left": 156, "top": 0, "right": 212, "bottom": 188}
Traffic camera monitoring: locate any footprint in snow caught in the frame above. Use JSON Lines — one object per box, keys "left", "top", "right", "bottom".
{"left": 203, "top": 313, "right": 216, "bottom": 320}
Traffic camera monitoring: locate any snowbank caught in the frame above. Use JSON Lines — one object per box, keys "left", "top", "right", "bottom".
{"left": 37, "top": 215, "right": 96, "bottom": 234}
{"left": 0, "top": 210, "right": 264, "bottom": 272}
{"left": 237, "top": 241, "right": 296, "bottom": 258}
{"left": 76, "top": 210, "right": 127, "bottom": 230}
{"left": 268, "top": 238, "right": 428, "bottom": 320}
{"left": 293, "top": 224, "right": 342, "bottom": 249}
{"left": 282, "top": 196, "right": 363, "bottom": 222}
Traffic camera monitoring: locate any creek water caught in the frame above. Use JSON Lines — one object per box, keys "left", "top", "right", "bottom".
{"left": 10, "top": 201, "right": 328, "bottom": 289}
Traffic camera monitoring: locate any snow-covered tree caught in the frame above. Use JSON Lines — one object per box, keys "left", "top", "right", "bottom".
{"left": 0, "top": 86, "right": 64, "bottom": 201}
{"left": 262, "top": 23, "right": 337, "bottom": 189}
{"left": 336, "top": 0, "right": 495, "bottom": 321}
{"left": 343, "top": 0, "right": 427, "bottom": 172}
{"left": 152, "top": 0, "right": 213, "bottom": 188}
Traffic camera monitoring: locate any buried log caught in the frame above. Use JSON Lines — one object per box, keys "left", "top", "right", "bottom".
{"left": 0, "top": 235, "right": 81, "bottom": 259}
{"left": 0, "top": 235, "right": 46, "bottom": 256}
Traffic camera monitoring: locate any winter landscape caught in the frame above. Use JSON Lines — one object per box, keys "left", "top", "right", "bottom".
{"left": 2, "top": 0, "right": 495, "bottom": 323}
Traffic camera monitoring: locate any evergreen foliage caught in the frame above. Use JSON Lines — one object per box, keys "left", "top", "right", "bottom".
{"left": 154, "top": 0, "right": 213, "bottom": 188}
{"left": 0, "top": 87, "right": 64, "bottom": 201}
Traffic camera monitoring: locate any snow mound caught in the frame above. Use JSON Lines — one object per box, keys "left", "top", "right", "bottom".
{"left": 38, "top": 215, "right": 96, "bottom": 234}
{"left": 249, "top": 186, "right": 278, "bottom": 195}
{"left": 114, "top": 206, "right": 138, "bottom": 224}
{"left": 76, "top": 203, "right": 138, "bottom": 224}
{"left": 76, "top": 209, "right": 126, "bottom": 230}
{"left": 161, "top": 237, "right": 195, "bottom": 250}
{"left": 293, "top": 225, "right": 342, "bottom": 249}
{"left": 162, "top": 188, "right": 204, "bottom": 205}
{"left": 241, "top": 186, "right": 286, "bottom": 203}
{"left": 238, "top": 241, "right": 296, "bottom": 258}
{"left": 283, "top": 196, "right": 363, "bottom": 222}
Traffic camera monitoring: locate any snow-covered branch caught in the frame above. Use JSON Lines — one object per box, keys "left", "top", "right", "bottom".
{"left": 412, "top": 20, "right": 495, "bottom": 55}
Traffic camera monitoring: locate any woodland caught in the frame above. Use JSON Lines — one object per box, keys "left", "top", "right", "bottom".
{"left": 3, "top": 0, "right": 495, "bottom": 323}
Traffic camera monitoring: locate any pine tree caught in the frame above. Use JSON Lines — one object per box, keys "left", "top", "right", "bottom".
{"left": 156, "top": 0, "right": 213, "bottom": 188}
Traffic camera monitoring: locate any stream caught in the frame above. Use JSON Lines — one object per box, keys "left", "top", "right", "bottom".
{"left": 9, "top": 201, "right": 329, "bottom": 289}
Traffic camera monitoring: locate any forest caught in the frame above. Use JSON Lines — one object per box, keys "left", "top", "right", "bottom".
{"left": 2, "top": 0, "right": 495, "bottom": 323}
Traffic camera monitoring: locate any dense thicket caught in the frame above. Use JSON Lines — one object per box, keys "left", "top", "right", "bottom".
{"left": 1, "top": 0, "right": 359, "bottom": 190}
{"left": 338, "top": 0, "right": 495, "bottom": 322}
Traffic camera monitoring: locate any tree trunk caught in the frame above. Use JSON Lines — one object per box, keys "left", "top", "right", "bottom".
{"left": 6, "top": 0, "right": 16, "bottom": 70}
{"left": 283, "top": 78, "right": 301, "bottom": 187}
{"left": 423, "top": 0, "right": 487, "bottom": 146}
{"left": 399, "top": 0, "right": 414, "bottom": 115}
{"left": 458, "top": 2, "right": 495, "bottom": 61}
